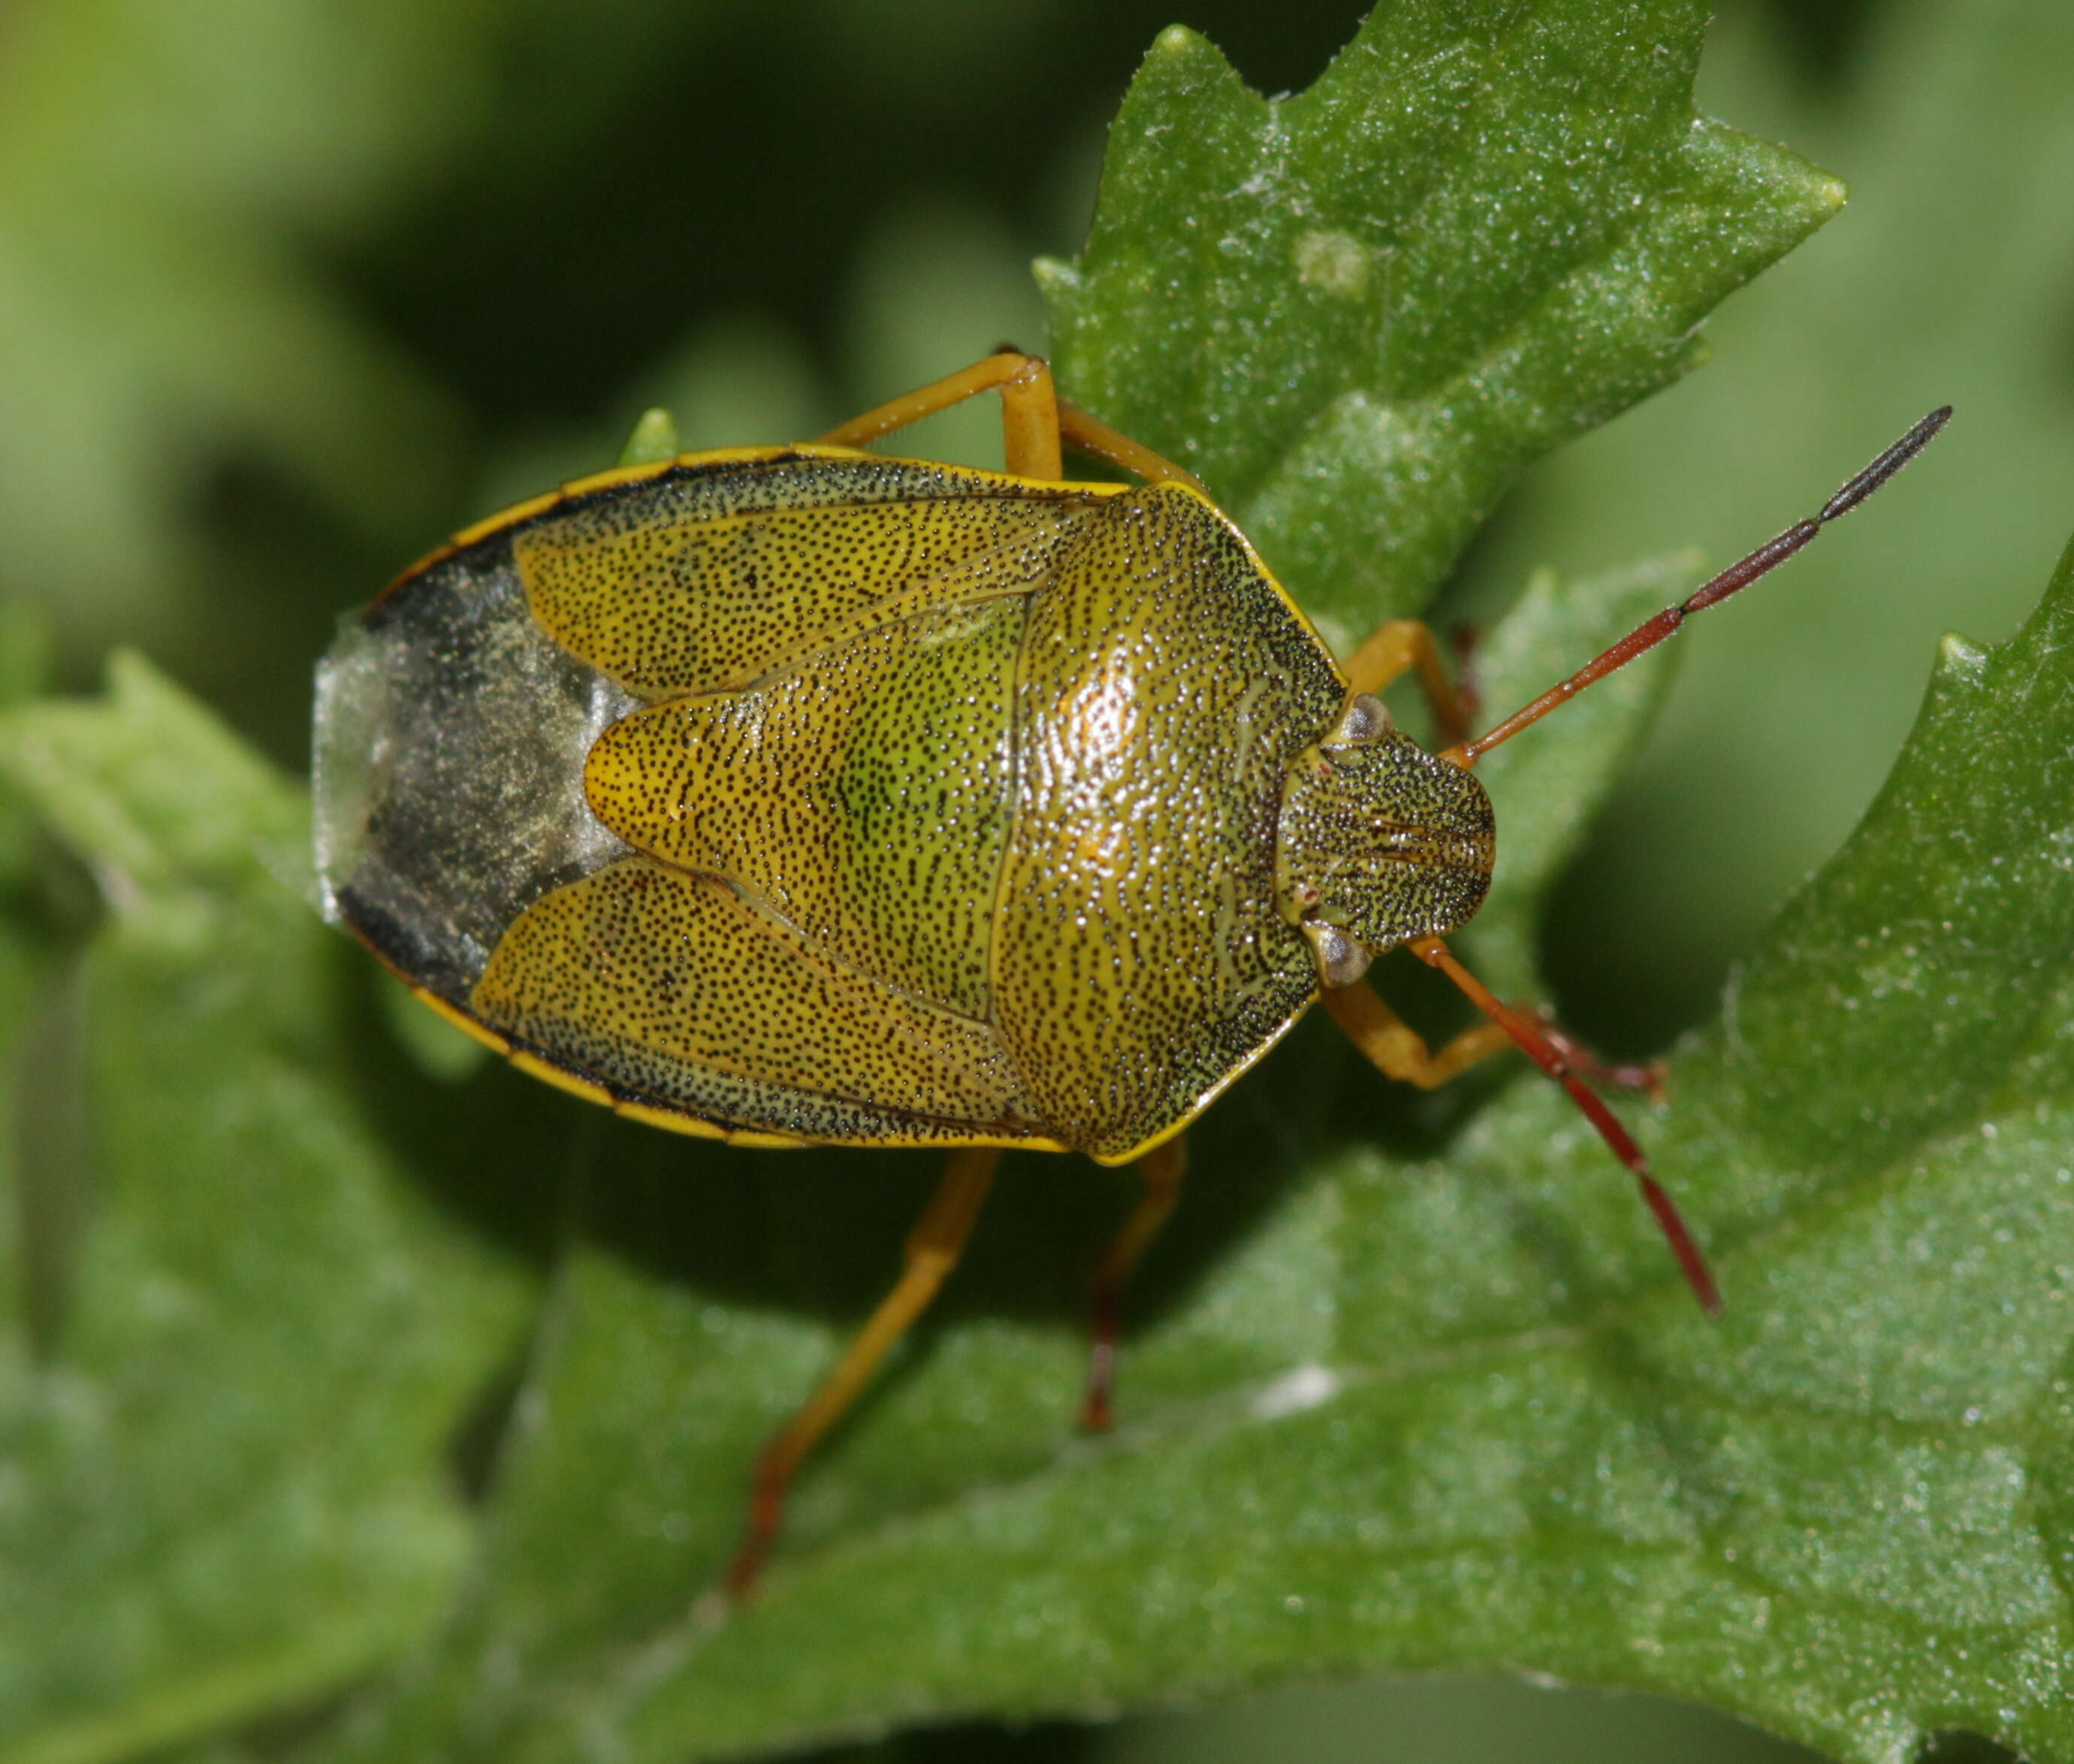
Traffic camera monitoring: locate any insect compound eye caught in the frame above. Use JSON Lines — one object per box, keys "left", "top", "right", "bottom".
{"left": 1302, "top": 917, "right": 1374, "bottom": 989}
{"left": 1322, "top": 692, "right": 1393, "bottom": 750}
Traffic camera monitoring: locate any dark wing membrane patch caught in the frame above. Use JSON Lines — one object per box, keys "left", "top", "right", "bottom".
{"left": 313, "top": 537, "right": 639, "bottom": 1003}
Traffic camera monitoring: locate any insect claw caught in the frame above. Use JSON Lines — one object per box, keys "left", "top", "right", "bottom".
{"left": 1529, "top": 1010, "right": 1668, "bottom": 1101}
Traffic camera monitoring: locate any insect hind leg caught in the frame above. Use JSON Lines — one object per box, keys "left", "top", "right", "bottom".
{"left": 1082, "top": 1137, "right": 1188, "bottom": 1433}
{"left": 726, "top": 1146, "right": 999, "bottom": 1596}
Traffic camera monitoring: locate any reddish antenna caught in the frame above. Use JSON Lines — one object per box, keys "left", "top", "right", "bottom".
{"left": 1429, "top": 406, "right": 1952, "bottom": 1312}
{"left": 1448, "top": 406, "right": 1952, "bottom": 769}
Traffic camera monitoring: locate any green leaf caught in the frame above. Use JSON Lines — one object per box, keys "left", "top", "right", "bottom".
{"left": 617, "top": 408, "right": 681, "bottom": 468}
{"left": 16, "top": 8, "right": 2047, "bottom": 1764}
{"left": 1465, "top": 0, "right": 2074, "bottom": 1036}
{"left": 302, "top": 527, "right": 2074, "bottom": 1764}
{"left": 1038, "top": 2, "right": 1840, "bottom": 650}
{"left": 0, "top": 656, "right": 534, "bottom": 1764}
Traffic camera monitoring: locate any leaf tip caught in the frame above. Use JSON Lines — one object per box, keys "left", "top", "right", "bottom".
{"left": 106, "top": 644, "right": 167, "bottom": 698}
{"left": 1936, "top": 630, "right": 1990, "bottom": 679}
{"left": 1031, "top": 255, "right": 1079, "bottom": 299}
{"left": 1134, "top": 20, "right": 1240, "bottom": 94}
{"left": 617, "top": 407, "right": 680, "bottom": 468}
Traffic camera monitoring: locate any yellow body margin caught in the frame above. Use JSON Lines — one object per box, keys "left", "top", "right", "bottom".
{"left": 381, "top": 443, "right": 1140, "bottom": 603}
{"left": 401, "top": 980, "right": 1071, "bottom": 1158}
{"left": 1088, "top": 980, "right": 1318, "bottom": 1167}
{"left": 1161, "top": 478, "right": 1342, "bottom": 674}
{"left": 412, "top": 986, "right": 512, "bottom": 1056}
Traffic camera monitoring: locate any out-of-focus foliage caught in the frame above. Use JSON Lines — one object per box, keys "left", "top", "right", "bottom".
{"left": 1, "top": 2, "right": 2070, "bottom": 1764}
{"left": 1479, "top": 0, "right": 2074, "bottom": 1045}
{"left": 0, "top": 2, "right": 473, "bottom": 675}
{"left": 0, "top": 655, "right": 535, "bottom": 1762}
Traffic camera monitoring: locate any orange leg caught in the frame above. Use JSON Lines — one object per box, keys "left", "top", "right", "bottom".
{"left": 1082, "top": 1137, "right": 1188, "bottom": 1432}
{"left": 1403, "top": 936, "right": 1719, "bottom": 1314}
{"left": 817, "top": 349, "right": 1211, "bottom": 495}
{"left": 1055, "top": 399, "right": 1209, "bottom": 494}
{"left": 1319, "top": 978, "right": 1517, "bottom": 1090}
{"left": 1321, "top": 969, "right": 1661, "bottom": 1098}
{"left": 1322, "top": 965, "right": 1701, "bottom": 1306}
{"left": 726, "top": 1146, "right": 998, "bottom": 1597}
{"left": 820, "top": 352, "right": 1063, "bottom": 481}
{"left": 1341, "top": 618, "right": 1473, "bottom": 748}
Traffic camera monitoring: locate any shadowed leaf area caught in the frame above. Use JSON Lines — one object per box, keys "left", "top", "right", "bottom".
{"left": 2, "top": 5, "right": 2066, "bottom": 1764}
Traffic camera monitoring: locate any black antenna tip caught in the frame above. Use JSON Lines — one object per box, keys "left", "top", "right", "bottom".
{"left": 1820, "top": 404, "right": 1953, "bottom": 524}
{"left": 1910, "top": 405, "right": 1955, "bottom": 451}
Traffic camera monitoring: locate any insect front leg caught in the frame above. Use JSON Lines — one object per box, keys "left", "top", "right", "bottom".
{"left": 1318, "top": 977, "right": 1517, "bottom": 1089}
{"left": 1321, "top": 956, "right": 1715, "bottom": 1313}
{"left": 1405, "top": 936, "right": 1719, "bottom": 1313}
{"left": 1339, "top": 618, "right": 1475, "bottom": 748}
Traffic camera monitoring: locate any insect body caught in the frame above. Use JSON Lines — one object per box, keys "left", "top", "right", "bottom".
{"left": 318, "top": 451, "right": 1490, "bottom": 1163}
{"left": 312, "top": 352, "right": 1946, "bottom": 1591}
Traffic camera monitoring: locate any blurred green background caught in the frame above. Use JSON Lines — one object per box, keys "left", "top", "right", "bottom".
{"left": 0, "top": 0, "right": 2066, "bottom": 1759}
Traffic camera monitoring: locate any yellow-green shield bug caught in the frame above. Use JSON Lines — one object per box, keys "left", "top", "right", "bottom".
{"left": 312, "top": 351, "right": 1947, "bottom": 1590}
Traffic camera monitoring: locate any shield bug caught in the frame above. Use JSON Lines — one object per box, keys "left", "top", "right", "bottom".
{"left": 312, "top": 351, "right": 1947, "bottom": 1591}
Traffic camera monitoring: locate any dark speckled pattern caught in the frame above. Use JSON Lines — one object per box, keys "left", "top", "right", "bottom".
{"left": 317, "top": 450, "right": 1423, "bottom": 1156}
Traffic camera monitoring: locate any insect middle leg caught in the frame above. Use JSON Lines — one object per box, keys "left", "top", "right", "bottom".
{"left": 726, "top": 1145, "right": 999, "bottom": 1597}
{"left": 1341, "top": 619, "right": 1473, "bottom": 749}
{"left": 1082, "top": 1136, "right": 1188, "bottom": 1432}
